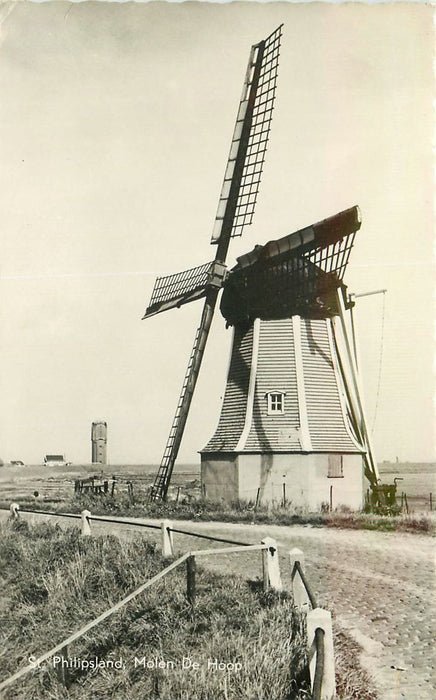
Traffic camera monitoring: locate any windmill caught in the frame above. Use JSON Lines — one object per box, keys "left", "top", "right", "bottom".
{"left": 143, "top": 25, "right": 379, "bottom": 507}
{"left": 201, "top": 207, "right": 379, "bottom": 509}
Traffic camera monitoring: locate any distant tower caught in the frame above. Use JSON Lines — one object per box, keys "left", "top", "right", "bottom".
{"left": 91, "top": 422, "right": 107, "bottom": 464}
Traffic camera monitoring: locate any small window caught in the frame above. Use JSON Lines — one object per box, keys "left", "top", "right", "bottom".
{"left": 328, "top": 455, "right": 344, "bottom": 478}
{"left": 267, "top": 392, "right": 285, "bottom": 415}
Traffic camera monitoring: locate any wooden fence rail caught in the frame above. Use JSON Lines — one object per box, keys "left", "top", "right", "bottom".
{"left": 5, "top": 504, "right": 335, "bottom": 699}
{"left": 289, "top": 547, "right": 335, "bottom": 700}
{"left": 308, "top": 609, "right": 335, "bottom": 700}
{"left": 0, "top": 552, "right": 191, "bottom": 694}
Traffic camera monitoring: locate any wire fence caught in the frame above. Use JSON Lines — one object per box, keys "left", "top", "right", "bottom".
{"left": 18, "top": 508, "right": 81, "bottom": 520}
{"left": 167, "top": 525, "right": 251, "bottom": 547}
{"left": 8, "top": 506, "right": 253, "bottom": 546}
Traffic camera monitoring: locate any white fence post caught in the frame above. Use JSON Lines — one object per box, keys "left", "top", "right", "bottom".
{"left": 10, "top": 503, "right": 20, "bottom": 519}
{"left": 161, "top": 520, "right": 174, "bottom": 558}
{"left": 9, "top": 503, "right": 20, "bottom": 520}
{"left": 307, "top": 607, "right": 336, "bottom": 700}
{"left": 81, "top": 510, "right": 92, "bottom": 536}
{"left": 289, "top": 547, "right": 309, "bottom": 609}
{"left": 261, "top": 537, "right": 282, "bottom": 592}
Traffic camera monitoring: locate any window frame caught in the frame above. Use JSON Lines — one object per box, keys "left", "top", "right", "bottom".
{"left": 266, "top": 391, "right": 285, "bottom": 416}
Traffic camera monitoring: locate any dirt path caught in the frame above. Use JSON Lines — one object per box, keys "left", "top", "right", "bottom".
{"left": 2, "top": 511, "right": 434, "bottom": 699}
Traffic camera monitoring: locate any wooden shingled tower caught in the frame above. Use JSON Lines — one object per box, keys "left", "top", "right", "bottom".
{"left": 201, "top": 208, "right": 379, "bottom": 508}
{"left": 142, "top": 26, "right": 379, "bottom": 507}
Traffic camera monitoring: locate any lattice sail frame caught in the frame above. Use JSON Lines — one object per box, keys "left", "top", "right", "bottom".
{"left": 302, "top": 230, "right": 357, "bottom": 283}
{"left": 211, "top": 25, "right": 282, "bottom": 243}
{"left": 144, "top": 262, "right": 213, "bottom": 318}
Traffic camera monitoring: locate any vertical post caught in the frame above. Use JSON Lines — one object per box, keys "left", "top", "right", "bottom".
{"left": 10, "top": 503, "right": 20, "bottom": 520}
{"left": 430, "top": 493, "right": 433, "bottom": 512}
{"left": 255, "top": 488, "right": 261, "bottom": 510}
{"left": 176, "top": 487, "right": 180, "bottom": 503}
{"left": 282, "top": 481, "right": 286, "bottom": 507}
{"left": 404, "top": 493, "right": 409, "bottom": 514}
{"left": 307, "top": 608, "right": 336, "bottom": 700}
{"left": 55, "top": 645, "right": 70, "bottom": 688}
{"left": 81, "top": 510, "right": 91, "bottom": 536}
{"left": 161, "top": 520, "right": 174, "bottom": 558}
{"left": 329, "top": 485, "right": 333, "bottom": 512}
{"left": 349, "top": 298, "right": 359, "bottom": 371}
{"left": 128, "top": 481, "right": 134, "bottom": 504}
{"left": 333, "top": 290, "right": 379, "bottom": 483}
{"left": 289, "top": 548, "right": 309, "bottom": 608}
{"left": 186, "top": 555, "right": 196, "bottom": 606}
{"left": 261, "top": 538, "right": 282, "bottom": 592}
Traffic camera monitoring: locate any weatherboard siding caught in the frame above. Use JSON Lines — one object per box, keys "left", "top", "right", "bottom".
{"left": 245, "top": 319, "right": 301, "bottom": 451}
{"left": 203, "top": 316, "right": 361, "bottom": 454}
{"left": 301, "top": 318, "right": 360, "bottom": 452}
{"left": 202, "top": 325, "right": 253, "bottom": 451}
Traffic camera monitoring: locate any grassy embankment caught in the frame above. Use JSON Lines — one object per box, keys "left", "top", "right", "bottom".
{"left": 0, "top": 519, "right": 377, "bottom": 699}
{"left": 10, "top": 491, "right": 434, "bottom": 535}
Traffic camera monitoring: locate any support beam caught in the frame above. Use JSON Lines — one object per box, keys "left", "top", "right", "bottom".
{"left": 292, "top": 315, "right": 313, "bottom": 451}
{"left": 235, "top": 318, "right": 260, "bottom": 451}
{"left": 334, "top": 288, "right": 379, "bottom": 484}
{"left": 353, "top": 289, "right": 387, "bottom": 299}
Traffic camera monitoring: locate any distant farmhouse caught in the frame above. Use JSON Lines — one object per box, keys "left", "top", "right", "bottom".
{"left": 43, "top": 454, "right": 68, "bottom": 467}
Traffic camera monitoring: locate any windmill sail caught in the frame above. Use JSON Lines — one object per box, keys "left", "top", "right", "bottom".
{"left": 143, "top": 261, "right": 215, "bottom": 319}
{"left": 212, "top": 25, "right": 282, "bottom": 246}
{"left": 146, "top": 26, "right": 283, "bottom": 501}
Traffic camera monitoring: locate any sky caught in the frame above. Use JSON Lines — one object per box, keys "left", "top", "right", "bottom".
{"left": 0, "top": 2, "right": 434, "bottom": 465}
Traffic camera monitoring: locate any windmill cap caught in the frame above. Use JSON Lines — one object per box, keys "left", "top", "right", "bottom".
{"left": 236, "top": 205, "right": 361, "bottom": 270}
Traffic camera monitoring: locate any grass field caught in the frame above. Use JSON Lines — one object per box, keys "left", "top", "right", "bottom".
{"left": 1, "top": 461, "right": 435, "bottom": 535}
{"left": 1, "top": 461, "right": 435, "bottom": 508}
{"left": 0, "top": 519, "right": 377, "bottom": 700}
{"left": 0, "top": 462, "right": 199, "bottom": 504}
